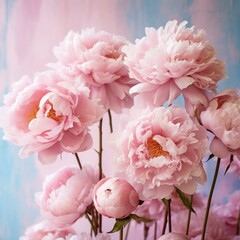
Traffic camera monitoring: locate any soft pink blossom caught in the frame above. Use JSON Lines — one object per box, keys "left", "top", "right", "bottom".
{"left": 217, "top": 190, "right": 240, "bottom": 228}
{"left": 0, "top": 71, "right": 105, "bottom": 163}
{"left": 172, "top": 208, "right": 236, "bottom": 240}
{"left": 123, "top": 20, "right": 225, "bottom": 108}
{"left": 134, "top": 199, "right": 164, "bottom": 226}
{"left": 36, "top": 165, "right": 98, "bottom": 227}
{"left": 200, "top": 89, "right": 240, "bottom": 159}
{"left": 50, "top": 28, "right": 137, "bottom": 113}
{"left": 92, "top": 177, "right": 139, "bottom": 219}
{"left": 158, "top": 233, "right": 189, "bottom": 240}
{"left": 69, "top": 233, "right": 111, "bottom": 240}
{"left": 19, "top": 220, "right": 76, "bottom": 240}
{"left": 112, "top": 105, "right": 208, "bottom": 200}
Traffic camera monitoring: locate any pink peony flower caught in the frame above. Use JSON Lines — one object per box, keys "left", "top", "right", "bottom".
{"left": 123, "top": 20, "right": 225, "bottom": 108}
{"left": 158, "top": 233, "right": 189, "bottom": 240}
{"left": 69, "top": 233, "right": 111, "bottom": 240}
{"left": 50, "top": 28, "right": 137, "bottom": 113}
{"left": 0, "top": 70, "right": 105, "bottom": 163}
{"left": 200, "top": 89, "right": 240, "bottom": 159}
{"left": 36, "top": 165, "right": 98, "bottom": 227}
{"left": 172, "top": 208, "right": 236, "bottom": 240}
{"left": 19, "top": 220, "right": 76, "bottom": 240}
{"left": 217, "top": 190, "right": 240, "bottom": 228}
{"left": 134, "top": 199, "right": 164, "bottom": 226}
{"left": 112, "top": 105, "right": 208, "bottom": 200}
{"left": 92, "top": 177, "right": 139, "bottom": 219}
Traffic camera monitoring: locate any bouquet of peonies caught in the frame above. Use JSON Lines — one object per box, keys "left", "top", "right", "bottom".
{"left": 0, "top": 20, "right": 239, "bottom": 240}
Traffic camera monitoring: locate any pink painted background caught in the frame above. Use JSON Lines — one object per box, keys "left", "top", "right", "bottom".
{"left": 0, "top": 0, "right": 239, "bottom": 239}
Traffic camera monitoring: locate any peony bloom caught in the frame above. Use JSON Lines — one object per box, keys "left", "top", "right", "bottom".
{"left": 217, "top": 190, "right": 240, "bottom": 229}
{"left": 68, "top": 233, "right": 111, "bottom": 240}
{"left": 134, "top": 199, "right": 164, "bottom": 226}
{"left": 92, "top": 177, "right": 139, "bottom": 219}
{"left": 0, "top": 71, "right": 105, "bottom": 163}
{"left": 50, "top": 28, "right": 137, "bottom": 113}
{"left": 19, "top": 220, "right": 76, "bottom": 240}
{"left": 112, "top": 105, "right": 208, "bottom": 200}
{"left": 36, "top": 165, "right": 98, "bottom": 227}
{"left": 158, "top": 233, "right": 189, "bottom": 240}
{"left": 123, "top": 20, "right": 225, "bottom": 109}
{"left": 200, "top": 89, "right": 240, "bottom": 159}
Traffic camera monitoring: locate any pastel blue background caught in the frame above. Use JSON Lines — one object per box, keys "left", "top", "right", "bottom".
{"left": 0, "top": 0, "right": 239, "bottom": 239}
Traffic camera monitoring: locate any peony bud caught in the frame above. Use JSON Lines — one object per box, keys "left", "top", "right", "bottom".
{"left": 92, "top": 177, "right": 139, "bottom": 219}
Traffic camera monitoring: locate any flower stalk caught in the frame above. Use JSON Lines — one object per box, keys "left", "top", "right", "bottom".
{"left": 201, "top": 157, "right": 221, "bottom": 240}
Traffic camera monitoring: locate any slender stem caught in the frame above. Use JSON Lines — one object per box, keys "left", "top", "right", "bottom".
{"left": 119, "top": 227, "right": 123, "bottom": 240}
{"left": 74, "top": 153, "right": 82, "bottom": 170}
{"left": 167, "top": 199, "right": 172, "bottom": 233}
{"left": 162, "top": 204, "right": 168, "bottom": 235}
{"left": 144, "top": 223, "right": 149, "bottom": 240}
{"left": 154, "top": 221, "right": 157, "bottom": 240}
{"left": 236, "top": 207, "right": 240, "bottom": 235}
{"left": 85, "top": 213, "right": 97, "bottom": 236}
{"left": 98, "top": 118, "right": 103, "bottom": 233}
{"left": 124, "top": 222, "right": 131, "bottom": 240}
{"left": 98, "top": 118, "right": 103, "bottom": 180}
{"left": 201, "top": 157, "right": 221, "bottom": 240}
{"left": 186, "top": 195, "right": 193, "bottom": 236}
{"left": 108, "top": 109, "right": 113, "bottom": 133}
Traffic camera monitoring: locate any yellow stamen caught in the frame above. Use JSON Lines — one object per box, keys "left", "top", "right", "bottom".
{"left": 147, "top": 137, "right": 168, "bottom": 158}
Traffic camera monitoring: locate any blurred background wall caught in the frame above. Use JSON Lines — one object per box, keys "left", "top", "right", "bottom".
{"left": 0, "top": 0, "right": 239, "bottom": 239}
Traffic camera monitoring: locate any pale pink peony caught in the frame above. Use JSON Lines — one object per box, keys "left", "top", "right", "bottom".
{"left": 112, "top": 105, "right": 208, "bottom": 200}
{"left": 36, "top": 165, "right": 98, "bottom": 227}
{"left": 172, "top": 208, "right": 236, "bottom": 240}
{"left": 50, "top": 28, "right": 137, "bottom": 113}
{"left": 68, "top": 233, "right": 111, "bottom": 240}
{"left": 200, "top": 89, "right": 240, "bottom": 159}
{"left": 19, "top": 220, "right": 76, "bottom": 240}
{"left": 123, "top": 20, "right": 225, "bottom": 108}
{"left": 92, "top": 177, "right": 139, "bottom": 219}
{"left": 0, "top": 70, "right": 105, "bottom": 163}
{"left": 134, "top": 199, "right": 164, "bottom": 226}
{"left": 158, "top": 233, "right": 189, "bottom": 240}
{"left": 217, "top": 190, "right": 240, "bottom": 228}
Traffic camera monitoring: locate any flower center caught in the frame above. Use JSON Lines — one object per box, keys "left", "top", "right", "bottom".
{"left": 28, "top": 103, "right": 39, "bottom": 122}
{"left": 147, "top": 137, "right": 168, "bottom": 158}
{"left": 47, "top": 103, "right": 63, "bottom": 123}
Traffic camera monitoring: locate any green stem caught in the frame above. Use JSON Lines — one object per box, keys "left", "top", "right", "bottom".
{"left": 85, "top": 213, "right": 97, "bottom": 236}
{"left": 144, "top": 223, "right": 149, "bottom": 240}
{"left": 98, "top": 118, "right": 103, "bottom": 233}
{"left": 201, "top": 157, "right": 221, "bottom": 240}
{"left": 124, "top": 222, "right": 131, "bottom": 240}
{"left": 108, "top": 109, "right": 113, "bottom": 133}
{"left": 98, "top": 118, "right": 103, "bottom": 180}
{"left": 186, "top": 195, "right": 193, "bottom": 236}
{"left": 154, "top": 221, "right": 157, "bottom": 240}
{"left": 167, "top": 199, "right": 172, "bottom": 233}
{"left": 162, "top": 203, "right": 168, "bottom": 235}
{"left": 74, "top": 153, "right": 82, "bottom": 170}
{"left": 119, "top": 227, "right": 123, "bottom": 240}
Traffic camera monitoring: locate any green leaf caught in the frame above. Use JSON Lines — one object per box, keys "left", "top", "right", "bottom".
{"left": 175, "top": 187, "right": 196, "bottom": 214}
{"left": 108, "top": 217, "right": 131, "bottom": 233}
{"left": 130, "top": 214, "right": 152, "bottom": 223}
{"left": 224, "top": 154, "right": 234, "bottom": 175}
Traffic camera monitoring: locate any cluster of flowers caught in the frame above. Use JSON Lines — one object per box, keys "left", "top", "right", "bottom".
{"left": 0, "top": 20, "right": 240, "bottom": 240}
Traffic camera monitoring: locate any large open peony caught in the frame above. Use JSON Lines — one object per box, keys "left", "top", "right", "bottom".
{"left": 112, "top": 105, "right": 208, "bottom": 200}
{"left": 0, "top": 71, "right": 105, "bottom": 163}
{"left": 123, "top": 20, "right": 225, "bottom": 108}
{"left": 50, "top": 28, "right": 137, "bottom": 113}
